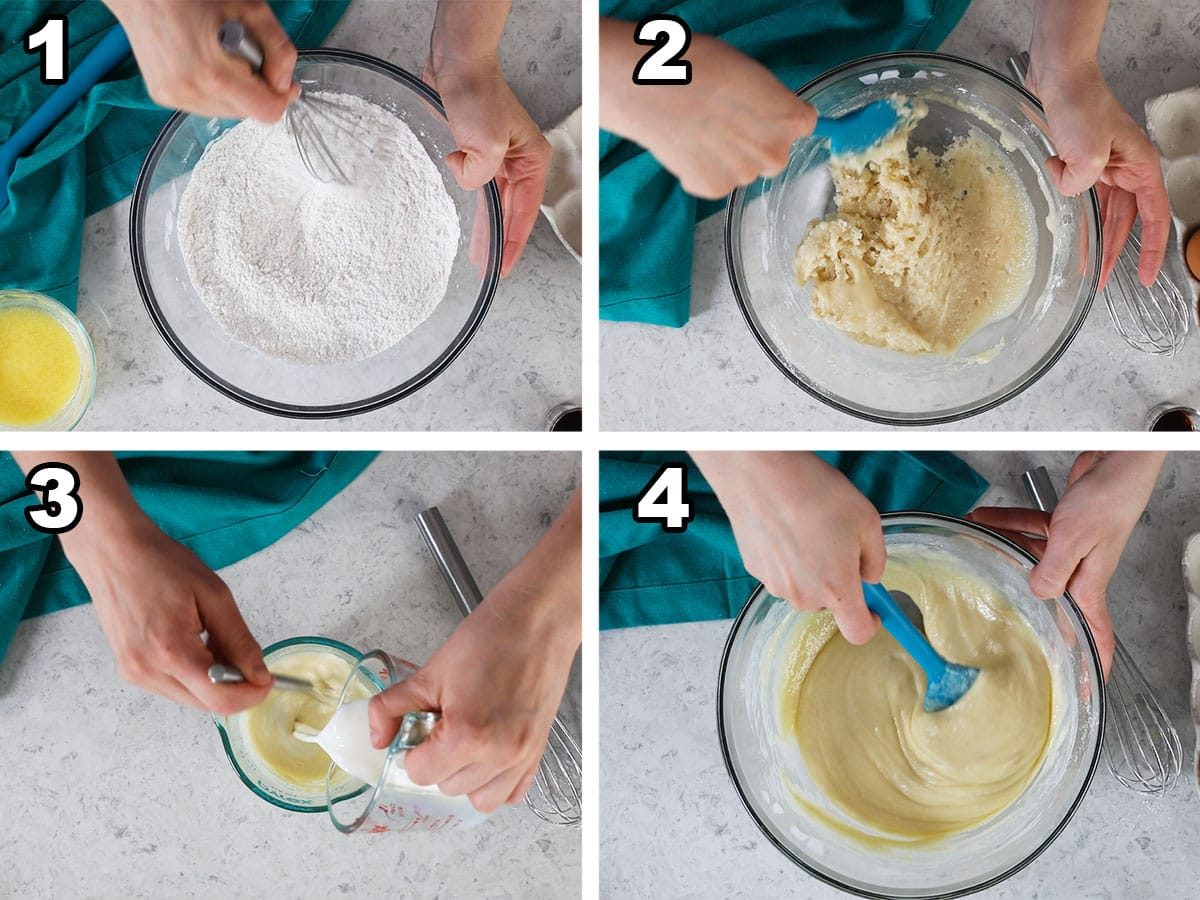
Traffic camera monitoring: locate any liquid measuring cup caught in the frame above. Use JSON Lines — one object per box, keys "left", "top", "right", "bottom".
{"left": 323, "top": 649, "right": 489, "bottom": 834}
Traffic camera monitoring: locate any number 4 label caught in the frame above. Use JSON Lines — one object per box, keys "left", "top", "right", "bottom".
{"left": 633, "top": 464, "right": 694, "bottom": 533}
{"left": 24, "top": 463, "right": 83, "bottom": 534}
{"left": 632, "top": 15, "right": 692, "bottom": 85}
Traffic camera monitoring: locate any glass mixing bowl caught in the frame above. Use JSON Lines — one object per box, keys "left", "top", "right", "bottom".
{"left": 726, "top": 53, "right": 1101, "bottom": 425}
{"left": 0, "top": 289, "right": 96, "bottom": 431}
{"left": 130, "top": 50, "right": 501, "bottom": 418}
{"left": 214, "top": 636, "right": 378, "bottom": 812}
{"left": 718, "top": 513, "right": 1104, "bottom": 899}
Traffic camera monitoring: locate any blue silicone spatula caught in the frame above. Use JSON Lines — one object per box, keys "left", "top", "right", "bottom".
{"left": 811, "top": 100, "right": 905, "bottom": 158}
{"left": 0, "top": 24, "right": 132, "bottom": 213}
{"left": 862, "top": 581, "right": 980, "bottom": 712}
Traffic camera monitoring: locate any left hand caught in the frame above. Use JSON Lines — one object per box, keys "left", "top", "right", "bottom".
{"left": 1031, "top": 63, "right": 1171, "bottom": 290}
{"left": 966, "top": 451, "right": 1165, "bottom": 676}
{"left": 367, "top": 558, "right": 578, "bottom": 813}
{"left": 424, "top": 60, "right": 552, "bottom": 277}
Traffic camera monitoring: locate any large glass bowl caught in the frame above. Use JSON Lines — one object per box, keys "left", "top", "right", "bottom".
{"left": 725, "top": 53, "right": 1101, "bottom": 425}
{"left": 718, "top": 513, "right": 1104, "bottom": 898}
{"left": 130, "top": 49, "right": 501, "bottom": 418}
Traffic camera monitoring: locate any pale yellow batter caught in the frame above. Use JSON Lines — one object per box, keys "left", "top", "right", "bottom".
{"left": 781, "top": 549, "right": 1052, "bottom": 841}
{"left": 245, "top": 651, "right": 370, "bottom": 786}
{"left": 795, "top": 101, "right": 1036, "bottom": 354}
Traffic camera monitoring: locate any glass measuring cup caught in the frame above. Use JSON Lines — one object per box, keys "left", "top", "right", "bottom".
{"left": 324, "top": 650, "right": 489, "bottom": 834}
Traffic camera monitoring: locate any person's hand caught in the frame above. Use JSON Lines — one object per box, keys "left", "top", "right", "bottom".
{"left": 691, "top": 452, "right": 885, "bottom": 644}
{"left": 967, "top": 452, "right": 1165, "bottom": 676}
{"left": 423, "top": 61, "right": 552, "bottom": 277}
{"left": 601, "top": 20, "right": 816, "bottom": 199}
{"left": 60, "top": 505, "right": 272, "bottom": 713}
{"left": 1030, "top": 63, "right": 1170, "bottom": 290}
{"left": 104, "top": 0, "right": 299, "bottom": 122}
{"left": 368, "top": 489, "right": 581, "bottom": 813}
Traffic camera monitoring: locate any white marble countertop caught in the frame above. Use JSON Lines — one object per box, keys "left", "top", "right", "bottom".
{"left": 75, "top": 0, "right": 580, "bottom": 432}
{"left": 0, "top": 451, "right": 581, "bottom": 897}
{"left": 600, "top": 0, "right": 1200, "bottom": 431}
{"left": 600, "top": 451, "right": 1200, "bottom": 898}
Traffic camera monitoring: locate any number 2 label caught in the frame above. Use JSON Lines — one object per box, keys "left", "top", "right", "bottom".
{"left": 633, "top": 464, "right": 694, "bottom": 533}
{"left": 632, "top": 15, "right": 692, "bottom": 85}
{"left": 24, "top": 463, "right": 83, "bottom": 534}
{"left": 24, "top": 16, "right": 68, "bottom": 85}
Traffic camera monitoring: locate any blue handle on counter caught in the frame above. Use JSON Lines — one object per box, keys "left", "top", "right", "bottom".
{"left": 0, "top": 24, "right": 132, "bottom": 211}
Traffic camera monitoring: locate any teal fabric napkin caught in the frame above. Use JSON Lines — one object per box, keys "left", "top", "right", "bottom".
{"left": 598, "top": 0, "right": 971, "bottom": 326}
{"left": 0, "top": 0, "right": 348, "bottom": 307}
{"left": 599, "top": 450, "right": 989, "bottom": 629}
{"left": 0, "top": 450, "right": 376, "bottom": 664}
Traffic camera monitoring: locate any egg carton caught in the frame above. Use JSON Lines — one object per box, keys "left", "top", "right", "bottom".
{"left": 1145, "top": 87, "right": 1200, "bottom": 314}
{"left": 1181, "top": 532, "right": 1200, "bottom": 790}
{"left": 541, "top": 107, "right": 581, "bottom": 261}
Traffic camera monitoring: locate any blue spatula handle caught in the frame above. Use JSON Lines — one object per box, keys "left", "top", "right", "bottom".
{"left": 862, "top": 581, "right": 948, "bottom": 682}
{"left": 0, "top": 24, "right": 131, "bottom": 173}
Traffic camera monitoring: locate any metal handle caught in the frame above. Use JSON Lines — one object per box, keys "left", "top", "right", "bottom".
{"left": 218, "top": 20, "right": 264, "bottom": 73}
{"left": 207, "top": 663, "right": 314, "bottom": 694}
{"left": 415, "top": 507, "right": 484, "bottom": 617}
{"left": 1005, "top": 50, "right": 1030, "bottom": 86}
{"left": 1021, "top": 465, "right": 1060, "bottom": 512}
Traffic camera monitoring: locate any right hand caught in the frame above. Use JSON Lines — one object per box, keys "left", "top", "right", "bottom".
{"left": 60, "top": 507, "right": 271, "bottom": 714}
{"left": 601, "top": 22, "right": 816, "bottom": 199}
{"left": 692, "top": 452, "right": 886, "bottom": 643}
{"left": 104, "top": 0, "right": 300, "bottom": 122}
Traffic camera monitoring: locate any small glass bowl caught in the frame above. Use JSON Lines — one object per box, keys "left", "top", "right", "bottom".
{"left": 0, "top": 289, "right": 96, "bottom": 431}
{"left": 214, "top": 636, "right": 377, "bottom": 813}
{"left": 718, "top": 513, "right": 1104, "bottom": 898}
{"left": 726, "top": 53, "right": 1101, "bottom": 425}
{"left": 130, "top": 49, "right": 502, "bottom": 419}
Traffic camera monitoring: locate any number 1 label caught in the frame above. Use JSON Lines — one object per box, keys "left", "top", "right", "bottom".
{"left": 25, "top": 16, "right": 68, "bottom": 85}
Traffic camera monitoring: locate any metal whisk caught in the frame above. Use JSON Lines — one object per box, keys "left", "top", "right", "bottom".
{"left": 219, "top": 21, "right": 371, "bottom": 185}
{"left": 1005, "top": 52, "right": 1190, "bottom": 356}
{"left": 1102, "top": 229, "right": 1190, "bottom": 356}
{"left": 1023, "top": 466, "right": 1182, "bottom": 796}
{"left": 416, "top": 507, "right": 583, "bottom": 827}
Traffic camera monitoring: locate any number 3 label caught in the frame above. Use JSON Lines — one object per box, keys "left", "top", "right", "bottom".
{"left": 24, "top": 463, "right": 83, "bottom": 534}
{"left": 634, "top": 464, "right": 694, "bottom": 533}
{"left": 633, "top": 15, "right": 692, "bottom": 85}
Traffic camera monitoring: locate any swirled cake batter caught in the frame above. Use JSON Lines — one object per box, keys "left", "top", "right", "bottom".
{"left": 781, "top": 549, "right": 1052, "bottom": 840}
{"left": 795, "top": 102, "right": 1036, "bottom": 353}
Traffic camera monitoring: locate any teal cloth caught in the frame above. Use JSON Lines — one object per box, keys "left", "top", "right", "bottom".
{"left": 0, "top": 0, "right": 348, "bottom": 307}
{"left": 599, "top": 451, "right": 989, "bottom": 629}
{"left": 0, "top": 450, "right": 376, "bottom": 664}
{"left": 599, "top": 0, "right": 972, "bottom": 326}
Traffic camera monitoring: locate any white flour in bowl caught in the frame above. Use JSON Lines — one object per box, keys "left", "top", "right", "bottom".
{"left": 177, "top": 92, "right": 460, "bottom": 364}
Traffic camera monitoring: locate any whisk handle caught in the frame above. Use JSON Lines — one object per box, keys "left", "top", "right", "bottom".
{"left": 416, "top": 507, "right": 485, "bottom": 618}
{"left": 218, "top": 20, "right": 264, "bottom": 73}
{"left": 1021, "top": 466, "right": 1060, "bottom": 513}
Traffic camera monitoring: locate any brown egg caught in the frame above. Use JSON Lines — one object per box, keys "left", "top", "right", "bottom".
{"left": 1188, "top": 229, "right": 1200, "bottom": 280}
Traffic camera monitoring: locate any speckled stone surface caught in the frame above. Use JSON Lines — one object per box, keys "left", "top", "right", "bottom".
{"left": 599, "top": 0, "right": 1200, "bottom": 432}
{"left": 600, "top": 451, "right": 1200, "bottom": 898}
{"left": 75, "top": 0, "right": 580, "bottom": 431}
{"left": 0, "top": 452, "right": 581, "bottom": 898}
